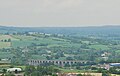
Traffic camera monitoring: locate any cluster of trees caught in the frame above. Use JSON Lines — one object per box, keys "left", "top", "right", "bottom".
{"left": 1, "top": 73, "right": 15, "bottom": 76}
{"left": 2, "top": 34, "right": 119, "bottom": 66}
{"left": 24, "top": 65, "right": 60, "bottom": 76}
{"left": 1, "top": 38, "right": 11, "bottom": 42}
{"left": 0, "top": 33, "right": 120, "bottom": 68}
{"left": 97, "top": 67, "right": 120, "bottom": 75}
{"left": 109, "top": 67, "right": 120, "bottom": 74}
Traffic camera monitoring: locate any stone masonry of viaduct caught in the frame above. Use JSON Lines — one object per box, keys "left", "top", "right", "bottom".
{"left": 28, "top": 59, "right": 87, "bottom": 66}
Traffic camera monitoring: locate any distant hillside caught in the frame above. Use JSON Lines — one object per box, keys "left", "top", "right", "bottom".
{"left": 0, "top": 25, "right": 120, "bottom": 36}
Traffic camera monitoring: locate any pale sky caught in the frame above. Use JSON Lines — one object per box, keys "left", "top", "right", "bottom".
{"left": 0, "top": 0, "right": 120, "bottom": 27}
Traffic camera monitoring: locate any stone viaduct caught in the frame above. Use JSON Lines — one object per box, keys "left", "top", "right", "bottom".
{"left": 28, "top": 59, "right": 87, "bottom": 66}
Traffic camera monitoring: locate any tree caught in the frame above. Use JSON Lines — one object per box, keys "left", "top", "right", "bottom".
{"left": 53, "top": 68, "right": 60, "bottom": 73}
{"left": 46, "top": 56, "right": 52, "bottom": 60}
{"left": 77, "top": 74, "right": 83, "bottom": 76}
{"left": 102, "top": 73, "right": 111, "bottom": 76}
{"left": 9, "top": 65, "right": 14, "bottom": 68}
{"left": 31, "top": 71, "right": 40, "bottom": 76}
{"left": 25, "top": 66, "right": 36, "bottom": 75}
{"left": 4, "top": 39, "right": 7, "bottom": 42}
{"left": 55, "top": 55, "right": 59, "bottom": 59}
{"left": 66, "top": 57, "right": 74, "bottom": 60}
{"left": 2, "top": 69, "right": 7, "bottom": 74}
{"left": 1, "top": 40, "right": 3, "bottom": 42}
{"left": 64, "top": 63, "right": 70, "bottom": 67}
{"left": 52, "top": 74, "right": 58, "bottom": 76}
{"left": 2, "top": 69, "right": 7, "bottom": 76}
{"left": 5, "top": 73, "right": 15, "bottom": 76}
{"left": 8, "top": 38, "right": 11, "bottom": 42}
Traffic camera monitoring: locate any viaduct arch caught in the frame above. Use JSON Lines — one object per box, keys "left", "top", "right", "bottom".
{"left": 28, "top": 60, "right": 87, "bottom": 66}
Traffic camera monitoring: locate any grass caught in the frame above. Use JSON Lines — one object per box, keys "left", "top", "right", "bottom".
{"left": 0, "top": 42, "right": 11, "bottom": 48}
{"left": 60, "top": 68, "right": 83, "bottom": 73}
{"left": 12, "top": 40, "right": 35, "bottom": 47}
{"left": 10, "top": 35, "right": 81, "bottom": 49}
{"left": 31, "top": 55, "right": 47, "bottom": 60}
{"left": 89, "top": 45, "right": 109, "bottom": 50}
{"left": 82, "top": 41, "right": 90, "bottom": 44}
{"left": 0, "top": 65, "right": 11, "bottom": 67}
{"left": 111, "top": 74, "right": 120, "bottom": 76}
{"left": 11, "top": 36, "right": 70, "bottom": 48}
{"left": 55, "top": 67, "right": 95, "bottom": 73}
{"left": 11, "top": 35, "right": 36, "bottom": 40}
{"left": 0, "top": 35, "right": 18, "bottom": 41}
{"left": 15, "top": 65, "right": 26, "bottom": 70}
{"left": 55, "top": 67, "right": 103, "bottom": 76}
{"left": 58, "top": 57, "right": 66, "bottom": 61}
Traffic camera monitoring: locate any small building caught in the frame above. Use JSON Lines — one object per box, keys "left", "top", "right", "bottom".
{"left": 7, "top": 68, "right": 22, "bottom": 72}
{"left": 110, "top": 63, "right": 120, "bottom": 67}
{"left": 0, "top": 59, "right": 11, "bottom": 65}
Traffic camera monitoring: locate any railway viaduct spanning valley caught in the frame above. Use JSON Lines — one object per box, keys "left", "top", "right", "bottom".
{"left": 28, "top": 60, "right": 87, "bottom": 66}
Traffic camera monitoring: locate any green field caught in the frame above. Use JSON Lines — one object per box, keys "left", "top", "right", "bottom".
{"left": 11, "top": 35, "right": 72, "bottom": 48}
{"left": 89, "top": 45, "right": 109, "bottom": 50}
{"left": 0, "top": 34, "right": 119, "bottom": 64}
{"left": 0, "top": 35, "right": 19, "bottom": 41}
{"left": 0, "top": 42, "right": 11, "bottom": 48}
{"left": 31, "top": 55, "right": 47, "bottom": 60}
{"left": 0, "top": 35, "right": 19, "bottom": 48}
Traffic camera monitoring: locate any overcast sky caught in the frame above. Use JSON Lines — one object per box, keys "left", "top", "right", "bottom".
{"left": 0, "top": 0, "right": 120, "bottom": 27}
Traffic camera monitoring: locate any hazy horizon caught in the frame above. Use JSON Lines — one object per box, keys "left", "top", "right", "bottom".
{"left": 0, "top": 0, "right": 120, "bottom": 27}
{"left": 1, "top": 25, "right": 120, "bottom": 28}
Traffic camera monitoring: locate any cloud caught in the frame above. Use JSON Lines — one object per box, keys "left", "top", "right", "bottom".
{"left": 0, "top": 0, "right": 120, "bottom": 27}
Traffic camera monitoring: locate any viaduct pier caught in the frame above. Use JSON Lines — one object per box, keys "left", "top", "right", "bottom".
{"left": 28, "top": 59, "right": 87, "bottom": 66}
